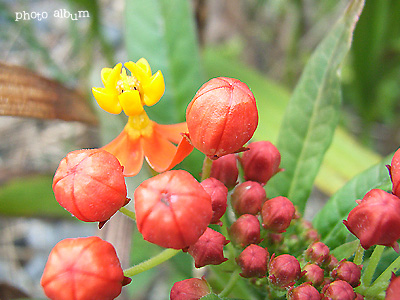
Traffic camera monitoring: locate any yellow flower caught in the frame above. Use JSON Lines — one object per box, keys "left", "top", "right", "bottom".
{"left": 92, "top": 58, "right": 165, "bottom": 116}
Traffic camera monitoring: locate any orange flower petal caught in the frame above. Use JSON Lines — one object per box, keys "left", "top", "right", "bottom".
{"left": 165, "top": 136, "right": 194, "bottom": 171}
{"left": 154, "top": 122, "right": 189, "bottom": 144}
{"left": 102, "top": 130, "right": 144, "bottom": 177}
{"left": 142, "top": 131, "right": 177, "bottom": 173}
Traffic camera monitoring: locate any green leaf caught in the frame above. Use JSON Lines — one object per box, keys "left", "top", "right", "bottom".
{"left": 0, "top": 175, "right": 70, "bottom": 218}
{"left": 266, "top": 0, "right": 365, "bottom": 213}
{"left": 124, "top": 0, "right": 204, "bottom": 123}
{"left": 313, "top": 154, "right": 392, "bottom": 249}
{"left": 331, "top": 240, "right": 359, "bottom": 261}
{"left": 201, "top": 294, "right": 222, "bottom": 300}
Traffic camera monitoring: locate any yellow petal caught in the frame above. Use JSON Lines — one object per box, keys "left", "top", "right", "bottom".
{"left": 142, "top": 70, "right": 165, "bottom": 106}
{"left": 92, "top": 87, "right": 122, "bottom": 114}
{"left": 136, "top": 58, "right": 152, "bottom": 76}
{"left": 119, "top": 90, "right": 144, "bottom": 116}
{"left": 100, "top": 68, "right": 113, "bottom": 86}
{"left": 104, "top": 63, "right": 122, "bottom": 90}
{"left": 125, "top": 60, "right": 150, "bottom": 82}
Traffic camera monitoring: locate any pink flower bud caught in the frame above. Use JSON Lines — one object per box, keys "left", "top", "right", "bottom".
{"left": 170, "top": 277, "right": 211, "bottom": 300}
{"left": 210, "top": 154, "right": 239, "bottom": 188}
{"left": 187, "top": 227, "right": 229, "bottom": 268}
{"left": 305, "top": 242, "right": 331, "bottom": 267}
{"left": 52, "top": 149, "right": 128, "bottom": 223}
{"left": 385, "top": 273, "right": 400, "bottom": 300}
{"left": 355, "top": 293, "right": 365, "bottom": 300}
{"left": 261, "top": 196, "right": 295, "bottom": 233}
{"left": 236, "top": 244, "right": 269, "bottom": 278}
{"left": 343, "top": 189, "right": 400, "bottom": 252}
{"left": 266, "top": 233, "right": 284, "bottom": 245}
{"left": 186, "top": 77, "right": 258, "bottom": 158}
{"left": 231, "top": 181, "right": 266, "bottom": 216}
{"left": 41, "top": 237, "right": 130, "bottom": 300}
{"left": 287, "top": 283, "right": 321, "bottom": 300}
{"left": 389, "top": 148, "right": 400, "bottom": 198}
{"left": 326, "top": 255, "right": 339, "bottom": 272}
{"left": 240, "top": 141, "right": 282, "bottom": 185}
{"left": 331, "top": 260, "right": 362, "bottom": 288}
{"left": 302, "top": 263, "right": 325, "bottom": 286}
{"left": 134, "top": 170, "right": 212, "bottom": 249}
{"left": 321, "top": 280, "right": 355, "bottom": 300}
{"left": 301, "top": 220, "right": 320, "bottom": 242}
{"left": 229, "top": 214, "right": 261, "bottom": 247}
{"left": 268, "top": 254, "right": 303, "bottom": 288}
{"left": 200, "top": 178, "right": 228, "bottom": 225}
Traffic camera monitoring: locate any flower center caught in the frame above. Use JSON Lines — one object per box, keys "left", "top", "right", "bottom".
{"left": 125, "top": 110, "right": 153, "bottom": 139}
{"left": 116, "top": 68, "right": 141, "bottom": 95}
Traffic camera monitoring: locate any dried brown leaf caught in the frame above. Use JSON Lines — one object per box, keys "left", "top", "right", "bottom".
{"left": 0, "top": 62, "right": 98, "bottom": 125}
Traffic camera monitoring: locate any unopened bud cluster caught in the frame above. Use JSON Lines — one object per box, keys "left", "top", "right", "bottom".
{"left": 170, "top": 140, "right": 364, "bottom": 299}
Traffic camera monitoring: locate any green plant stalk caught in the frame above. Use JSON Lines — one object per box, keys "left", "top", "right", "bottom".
{"left": 123, "top": 248, "right": 180, "bottom": 277}
{"left": 119, "top": 207, "right": 136, "bottom": 221}
{"left": 201, "top": 156, "right": 213, "bottom": 181}
{"left": 365, "top": 251, "right": 400, "bottom": 297}
{"left": 218, "top": 269, "right": 241, "bottom": 298}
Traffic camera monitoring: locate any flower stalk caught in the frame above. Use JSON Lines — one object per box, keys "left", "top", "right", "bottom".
{"left": 123, "top": 248, "right": 180, "bottom": 277}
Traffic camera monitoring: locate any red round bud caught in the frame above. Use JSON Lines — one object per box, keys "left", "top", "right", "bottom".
{"left": 302, "top": 263, "right": 325, "bottom": 286}
{"left": 134, "top": 170, "right": 212, "bottom": 249}
{"left": 41, "top": 236, "right": 130, "bottom": 300}
{"left": 170, "top": 277, "right": 211, "bottom": 300}
{"left": 200, "top": 178, "right": 228, "bottom": 225}
{"left": 231, "top": 181, "right": 266, "bottom": 216}
{"left": 268, "top": 254, "right": 303, "bottom": 288}
{"left": 52, "top": 149, "right": 127, "bottom": 222}
{"left": 321, "top": 280, "right": 355, "bottom": 300}
{"left": 186, "top": 77, "right": 258, "bottom": 158}
{"left": 326, "top": 255, "right": 339, "bottom": 272}
{"left": 187, "top": 227, "right": 229, "bottom": 268}
{"left": 389, "top": 148, "right": 400, "bottom": 198}
{"left": 355, "top": 293, "right": 365, "bottom": 300}
{"left": 305, "top": 242, "right": 331, "bottom": 267}
{"left": 240, "top": 141, "right": 282, "bottom": 185}
{"left": 261, "top": 196, "right": 295, "bottom": 233}
{"left": 385, "top": 273, "right": 400, "bottom": 300}
{"left": 287, "top": 283, "right": 321, "bottom": 300}
{"left": 343, "top": 189, "right": 400, "bottom": 251}
{"left": 210, "top": 154, "right": 239, "bottom": 188}
{"left": 236, "top": 244, "right": 269, "bottom": 278}
{"left": 331, "top": 260, "right": 362, "bottom": 288}
{"left": 229, "top": 214, "right": 261, "bottom": 247}
{"left": 266, "top": 233, "right": 284, "bottom": 245}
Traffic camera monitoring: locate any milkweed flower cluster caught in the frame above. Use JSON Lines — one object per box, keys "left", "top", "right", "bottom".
{"left": 42, "top": 58, "right": 395, "bottom": 300}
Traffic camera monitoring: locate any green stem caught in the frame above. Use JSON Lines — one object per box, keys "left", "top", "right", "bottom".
{"left": 366, "top": 250, "right": 400, "bottom": 297}
{"left": 220, "top": 213, "right": 237, "bottom": 261}
{"left": 201, "top": 156, "right": 213, "bottom": 181}
{"left": 123, "top": 248, "right": 180, "bottom": 277}
{"left": 354, "top": 240, "right": 365, "bottom": 266}
{"left": 218, "top": 269, "right": 241, "bottom": 298}
{"left": 361, "top": 245, "right": 385, "bottom": 288}
{"left": 119, "top": 207, "right": 136, "bottom": 221}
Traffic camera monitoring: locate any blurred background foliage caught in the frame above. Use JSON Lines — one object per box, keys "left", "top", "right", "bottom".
{"left": 0, "top": 0, "right": 399, "bottom": 299}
